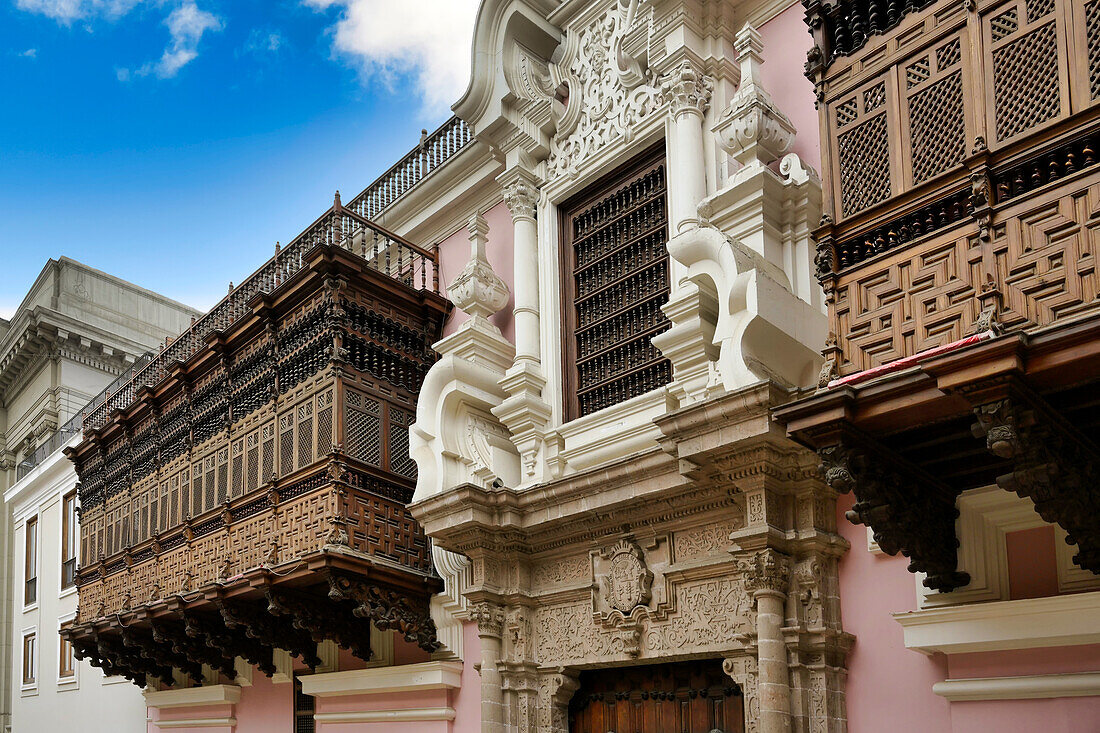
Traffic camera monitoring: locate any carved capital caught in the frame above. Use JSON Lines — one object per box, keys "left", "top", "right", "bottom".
{"left": 470, "top": 601, "right": 507, "bottom": 638}
{"left": 659, "top": 59, "right": 714, "bottom": 118}
{"left": 739, "top": 548, "right": 791, "bottom": 597}
{"left": 501, "top": 173, "right": 539, "bottom": 223}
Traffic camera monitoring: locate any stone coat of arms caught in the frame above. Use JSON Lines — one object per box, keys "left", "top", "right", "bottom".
{"left": 600, "top": 538, "right": 653, "bottom": 614}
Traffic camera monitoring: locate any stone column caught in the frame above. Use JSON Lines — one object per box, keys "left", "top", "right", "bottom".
{"left": 741, "top": 549, "right": 793, "bottom": 733}
{"left": 493, "top": 169, "right": 552, "bottom": 483}
{"left": 660, "top": 59, "right": 714, "bottom": 234}
{"left": 471, "top": 602, "right": 508, "bottom": 733}
{"left": 500, "top": 170, "right": 541, "bottom": 366}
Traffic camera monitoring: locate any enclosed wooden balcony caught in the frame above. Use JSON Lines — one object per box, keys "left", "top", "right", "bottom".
{"left": 61, "top": 199, "right": 451, "bottom": 687}
{"left": 780, "top": 0, "right": 1100, "bottom": 593}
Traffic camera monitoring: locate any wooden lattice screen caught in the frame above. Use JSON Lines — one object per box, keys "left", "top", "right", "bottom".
{"left": 560, "top": 147, "right": 672, "bottom": 420}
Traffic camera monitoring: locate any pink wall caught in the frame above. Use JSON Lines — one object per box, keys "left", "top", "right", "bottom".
{"left": 437, "top": 201, "right": 515, "bottom": 343}
{"left": 148, "top": 703, "right": 235, "bottom": 733}
{"left": 453, "top": 621, "right": 483, "bottom": 733}
{"left": 838, "top": 492, "right": 1100, "bottom": 732}
{"left": 758, "top": 3, "right": 821, "bottom": 172}
{"left": 1005, "top": 526, "right": 1059, "bottom": 600}
{"left": 235, "top": 671, "right": 293, "bottom": 733}
{"left": 836, "top": 492, "right": 953, "bottom": 732}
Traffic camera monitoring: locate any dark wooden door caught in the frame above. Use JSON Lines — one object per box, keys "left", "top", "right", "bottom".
{"left": 569, "top": 659, "right": 744, "bottom": 733}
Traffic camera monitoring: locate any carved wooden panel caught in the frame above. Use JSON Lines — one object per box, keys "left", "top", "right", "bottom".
{"left": 561, "top": 148, "right": 672, "bottom": 420}
{"left": 569, "top": 660, "right": 744, "bottom": 733}
{"left": 833, "top": 79, "right": 893, "bottom": 216}
{"left": 832, "top": 183, "right": 1100, "bottom": 374}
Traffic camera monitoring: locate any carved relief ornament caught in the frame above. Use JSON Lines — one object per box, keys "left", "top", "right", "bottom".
{"left": 599, "top": 537, "right": 653, "bottom": 614}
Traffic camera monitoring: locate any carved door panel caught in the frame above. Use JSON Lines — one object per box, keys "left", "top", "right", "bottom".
{"left": 569, "top": 660, "right": 744, "bottom": 733}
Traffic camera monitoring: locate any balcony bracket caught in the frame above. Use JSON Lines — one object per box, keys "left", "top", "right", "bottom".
{"left": 816, "top": 427, "right": 970, "bottom": 592}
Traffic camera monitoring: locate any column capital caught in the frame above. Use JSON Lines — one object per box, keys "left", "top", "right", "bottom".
{"left": 739, "top": 548, "right": 792, "bottom": 598}
{"left": 659, "top": 59, "right": 714, "bottom": 119}
{"left": 499, "top": 168, "right": 540, "bottom": 223}
{"left": 469, "top": 601, "right": 507, "bottom": 638}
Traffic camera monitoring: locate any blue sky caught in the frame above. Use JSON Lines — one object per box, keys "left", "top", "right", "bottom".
{"left": 0, "top": 0, "right": 479, "bottom": 318}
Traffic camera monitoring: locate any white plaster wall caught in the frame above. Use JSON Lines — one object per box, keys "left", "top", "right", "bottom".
{"left": 6, "top": 447, "right": 147, "bottom": 733}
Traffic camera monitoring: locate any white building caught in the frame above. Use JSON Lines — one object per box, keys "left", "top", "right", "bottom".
{"left": 1, "top": 258, "right": 198, "bottom": 732}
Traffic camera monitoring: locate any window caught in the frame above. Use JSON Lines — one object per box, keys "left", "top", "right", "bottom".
{"left": 59, "top": 634, "right": 75, "bottom": 679}
{"left": 22, "top": 633, "right": 36, "bottom": 686}
{"left": 559, "top": 146, "right": 672, "bottom": 420}
{"left": 294, "top": 676, "right": 315, "bottom": 733}
{"left": 24, "top": 516, "right": 37, "bottom": 606}
{"left": 62, "top": 491, "right": 78, "bottom": 590}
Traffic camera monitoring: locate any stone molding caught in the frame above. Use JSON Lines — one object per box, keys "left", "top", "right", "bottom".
{"left": 298, "top": 660, "right": 463, "bottom": 698}
{"left": 143, "top": 684, "right": 241, "bottom": 709}
{"left": 932, "top": 672, "right": 1100, "bottom": 701}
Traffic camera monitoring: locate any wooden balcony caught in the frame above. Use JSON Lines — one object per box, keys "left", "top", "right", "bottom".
{"left": 61, "top": 218, "right": 451, "bottom": 687}
{"left": 779, "top": 0, "right": 1100, "bottom": 594}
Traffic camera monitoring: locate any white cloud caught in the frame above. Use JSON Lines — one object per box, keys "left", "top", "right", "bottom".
{"left": 304, "top": 0, "right": 479, "bottom": 115}
{"left": 15, "top": 0, "right": 142, "bottom": 24}
{"left": 19, "top": 48, "right": 38, "bottom": 58}
{"left": 114, "top": 1, "right": 222, "bottom": 80}
{"left": 18, "top": 0, "right": 221, "bottom": 80}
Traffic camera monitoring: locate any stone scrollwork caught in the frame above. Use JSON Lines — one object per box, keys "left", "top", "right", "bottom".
{"left": 470, "top": 601, "right": 508, "bottom": 638}
{"left": 738, "top": 548, "right": 792, "bottom": 597}
{"left": 548, "top": 2, "right": 663, "bottom": 177}
{"left": 502, "top": 174, "right": 539, "bottom": 223}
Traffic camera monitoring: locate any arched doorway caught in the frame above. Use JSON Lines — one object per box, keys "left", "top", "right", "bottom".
{"left": 569, "top": 659, "right": 744, "bottom": 733}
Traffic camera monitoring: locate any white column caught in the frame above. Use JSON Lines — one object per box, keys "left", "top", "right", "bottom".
{"left": 501, "top": 170, "right": 541, "bottom": 365}
{"left": 660, "top": 60, "right": 714, "bottom": 234}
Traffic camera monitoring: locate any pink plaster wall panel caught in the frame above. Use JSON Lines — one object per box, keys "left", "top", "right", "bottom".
{"left": 394, "top": 634, "right": 433, "bottom": 666}
{"left": 452, "top": 621, "right": 484, "bottom": 733}
{"left": 235, "top": 671, "right": 293, "bottom": 733}
{"left": 438, "top": 201, "right": 516, "bottom": 343}
{"left": 757, "top": 3, "right": 821, "bottom": 172}
{"left": 948, "top": 644, "right": 1100, "bottom": 679}
{"left": 147, "top": 703, "right": 234, "bottom": 733}
{"left": 1005, "top": 525, "right": 1059, "bottom": 600}
{"left": 836, "top": 493, "right": 953, "bottom": 732}
{"left": 948, "top": 696, "right": 1100, "bottom": 733}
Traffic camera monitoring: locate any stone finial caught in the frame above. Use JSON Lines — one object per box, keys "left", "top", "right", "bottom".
{"left": 713, "top": 24, "right": 797, "bottom": 168}
{"left": 447, "top": 213, "right": 510, "bottom": 320}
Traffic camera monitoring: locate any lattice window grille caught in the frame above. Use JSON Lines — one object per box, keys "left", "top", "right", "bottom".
{"left": 837, "top": 98, "right": 859, "bottom": 128}
{"left": 864, "top": 82, "right": 886, "bottom": 110}
{"left": 1088, "top": 0, "right": 1100, "bottom": 98}
{"left": 937, "top": 39, "right": 962, "bottom": 69}
{"left": 388, "top": 408, "right": 416, "bottom": 479}
{"left": 159, "top": 482, "right": 169, "bottom": 532}
{"left": 838, "top": 114, "right": 891, "bottom": 215}
{"left": 205, "top": 455, "right": 217, "bottom": 510}
{"left": 991, "top": 7, "right": 1019, "bottom": 41}
{"left": 1027, "top": 0, "right": 1054, "bottom": 20}
{"left": 280, "top": 413, "right": 295, "bottom": 477}
{"left": 297, "top": 415, "right": 313, "bottom": 470}
{"left": 909, "top": 71, "right": 966, "bottom": 182}
{"left": 246, "top": 432, "right": 260, "bottom": 491}
{"left": 317, "top": 406, "right": 333, "bottom": 458}
{"left": 231, "top": 439, "right": 244, "bottom": 498}
{"left": 217, "top": 448, "right": 229, "bottom": 503}
{"left": 170, "top": 475, "right": 180, "bottom": 527}
{"left": 192, "top": 463, "right": 203, "bottom": 518}
{"left": 906, "top": 57, "right": 931, "bottom": 88}
{"left": 992, "top": 22, "right": 1060, "bottom": 140}
{"left": 345, "top": 394, "right": 382, "bottom": 467}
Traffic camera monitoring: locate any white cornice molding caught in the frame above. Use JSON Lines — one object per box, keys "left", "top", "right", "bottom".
{"left": 143, "top": 684, "right": 242, "bottom": 709}
{"left": 895, "top": 591, "right": 1100, "bottom": 655}
{"left": 152, "top": 717, "right": 237, "bottom": 729}
{"left": 744, "top": 0, "right": 800, "bottom": 29}
{"left": 299, "top": 660, "right": 463, "bottom": 698}
{"left": 933, "top": 672, "right": 1100, "bottom": 701}
{"left": 314, "top": 708, "right": 456, "bottom": 723}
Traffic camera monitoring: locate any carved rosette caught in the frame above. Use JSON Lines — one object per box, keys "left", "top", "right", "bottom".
{"left": 658, "top": 59, "right": 714, "bottom": 118}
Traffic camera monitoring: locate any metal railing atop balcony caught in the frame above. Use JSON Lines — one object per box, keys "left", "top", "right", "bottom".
{"left": 84, "top": 200, "right": 441, "bottom": 432}
{"left": 347, "top": 116, "right": 472, "bottom": 220}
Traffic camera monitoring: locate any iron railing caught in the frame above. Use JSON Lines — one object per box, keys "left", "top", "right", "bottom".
{"left": 347, "top": 116, "right": 472, "bottom": 220}
{"left": 83, "top": 200, "right": 440, "bottom": 432}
